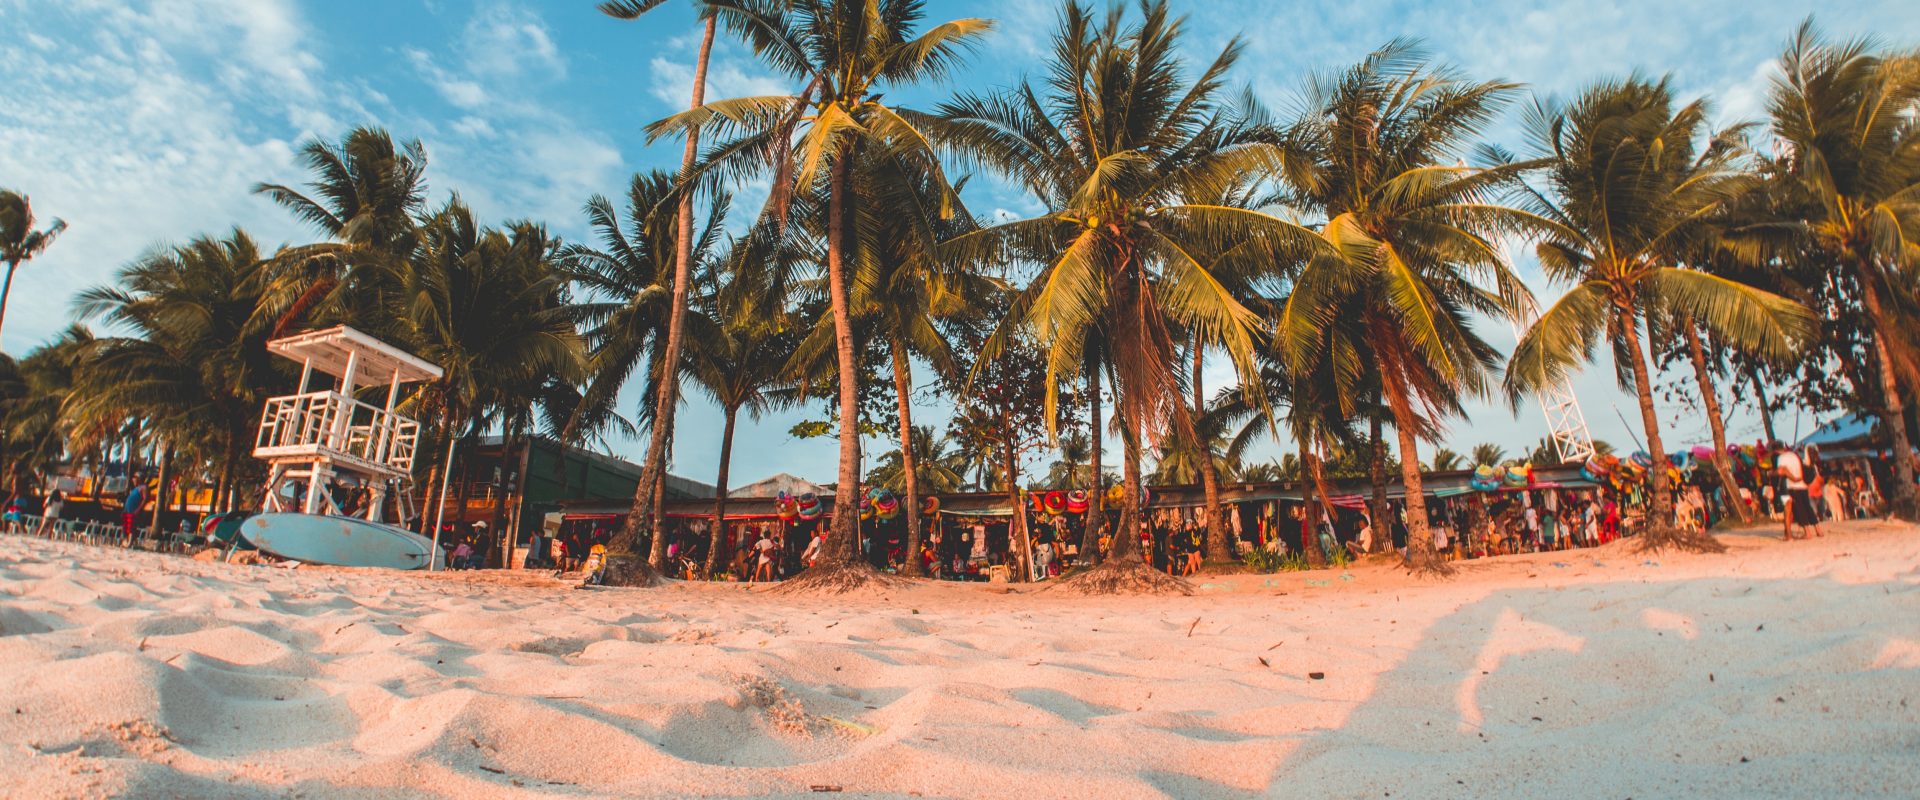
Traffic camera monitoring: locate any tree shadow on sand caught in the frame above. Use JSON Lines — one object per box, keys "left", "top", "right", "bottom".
{"left": 1261, "top": 561, "right": 1920, "bottom": 799}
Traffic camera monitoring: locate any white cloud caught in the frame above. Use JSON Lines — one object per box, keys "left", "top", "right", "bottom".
{"left": 645, "top": 32, "right": 792, "bottom": 111}
{"left": 463, "top": 1, "right": 566, "bottom": 80}
{"left": 0, "top": 0, "right": 343, "bottom": 353}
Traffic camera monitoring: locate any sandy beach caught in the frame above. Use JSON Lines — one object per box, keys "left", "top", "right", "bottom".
{"left": 3, "top": 522, "right": 1918, "bottom": 799}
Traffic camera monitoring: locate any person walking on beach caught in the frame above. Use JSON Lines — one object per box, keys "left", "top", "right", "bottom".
{"left": 1775, "top": 442, "right": 1823, "bottom": 540}
{"left": 34, "top": 487, "right": 64, "bottom": 538}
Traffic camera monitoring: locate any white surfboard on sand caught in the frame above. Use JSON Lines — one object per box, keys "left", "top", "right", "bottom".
{"left": 241, "top": 513, "right": 442, "bottom": 570}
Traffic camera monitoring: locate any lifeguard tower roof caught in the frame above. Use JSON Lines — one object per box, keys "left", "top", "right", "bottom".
{"left": 267, "top": 325, "right": 442, "bottom": 384}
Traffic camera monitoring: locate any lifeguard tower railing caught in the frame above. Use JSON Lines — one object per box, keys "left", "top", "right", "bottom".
{"left": 255, "top": 390, "right": 422, "bottom": 475}
{"left": 251, "top": 326, "right": 443, "bottom": 484}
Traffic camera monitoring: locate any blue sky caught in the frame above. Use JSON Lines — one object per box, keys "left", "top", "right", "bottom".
{"left": 2, "top": 0, "right": 1912, "bottom": 486}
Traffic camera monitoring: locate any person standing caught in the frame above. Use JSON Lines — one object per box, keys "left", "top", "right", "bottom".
{"left": 1775, "top": 441, "right": 1823, "bottom": 540}
{"left": 121, "top": 479, "right": 149, "bottom": 548}
{"left": 751, "top": 531, "right": 778, "bottom": 582}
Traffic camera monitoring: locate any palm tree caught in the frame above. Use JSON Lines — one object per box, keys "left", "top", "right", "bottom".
{"left": 562, "top": 173, "right": 732, "bottom": 573}
{"left": 1762, "top": 21, "right": 1920, "bottom": 518}
{"left": 649, "top": 0, "right": 993, "bottom": 589}
{"left": 1275, "top": 42, "right": 1544, "bottom": 574}
{"left": 0, "top": 326, "right": 92, "bottom": 486}
{"left": 252, "top": 128, "right": 428, "bottom": 340}
{"left": 398, "top": 201, "right": 586, "bottom": 547}
{"left": 1210, "top": 347, "right": 1357, "bottom": 568}
{"left": 599, "top": 1, "right": 725, "bottom": 575}
{"left": 1507, "top": 76, "right": 1812, "bottom": 551}
{"left": 72, "top": 231, "right": 284, "bottom": 514}
{"left": 871, "top": 425, "right": 968, "bottom": 495}
{"left": 787, "top": 150, "right": 988, "bottom": 577}
{"left": 0, "top": 190, "right": 67, "bottom": 344}
{"left": 1469, "top": 443, "right": 1507, "bottom": 468}
{"left": 684, "top": 252, "right": 801, "bottom": 577}
{"left": 934, "top": 0, "right": 1323, "bottom": 592}
{"left": 1427, "top": 447, "right": 1464, "bottom": 472}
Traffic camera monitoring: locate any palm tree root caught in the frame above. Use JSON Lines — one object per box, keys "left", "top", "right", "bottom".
{"left": 769, "top": 559, "right": 909, "bottom": 596}
{"left": 1050, "top": 558, "right": 1192, "bottom": 596}
{"left": 1402, "top": 549, "right": 1456, "bottom": 578}
{"left": 590, "top": 553, "right": 666, "bottom": 588}
{"left": 1635, "top": 524, "right": 1727, "bottom": 554}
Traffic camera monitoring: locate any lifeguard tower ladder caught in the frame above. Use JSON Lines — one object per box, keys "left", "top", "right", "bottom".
{"left": 253, "top": 326, "right": 443, "bottom": 522}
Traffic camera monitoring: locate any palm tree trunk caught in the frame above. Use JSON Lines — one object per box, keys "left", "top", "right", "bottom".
{"left": 1298, "top": 434, "right": 1323, "bottom": 568}
{"left": 1684, "top": 321, "right": 1752, "bottom": 524}
{"left": 1111, "top": 415, "right": 1144, "bottom": 564}
{"left": 0, "top": 261, "right": 18, "bottom": 342}
{"left": 150, "top": 444, "right": 171, "bottom": 536}
{"left": 1001, "top": 415, "right": 1031, "bottom": 582}
{"left": 1085, "top": 353, "right": 1104, "bottom": 565}
{"left": 889, "top": 338, "right": 925, "bottom": 577}
{"left": 1875, "top": 337, "right": 1919, "bottom": 520}
{"left": 706, "top": 405, "right": 738, "bottom": 578}
{"left": 621, "top": 14, "right": 716, "bottom": 570}
{"left": 1189, "top": 341, "right": 1231, "bottom": 563}
{"left": 1620, "top": 308, "right": 1717, "bottom": 551}
{"left": 1748, "top": 368, "right": 1777, "bottom": 445}
{"left": 1368, "top": 412, "right": 1391, "bottom": 553}
{"left": 821, "top": 150, "right": 864, "bottom": 570}
{"left": 1382, "top": 366, "right": 1444, "bottom": 573}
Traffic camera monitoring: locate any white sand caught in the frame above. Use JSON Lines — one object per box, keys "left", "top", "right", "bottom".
{"left": 2, "top": 520, "right": 1918, "bottom": 799}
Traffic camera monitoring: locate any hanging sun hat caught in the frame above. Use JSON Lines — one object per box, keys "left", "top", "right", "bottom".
{"left": 1065, "top": 489, "right": 1090, "bottom": 514}
{"left": 1503, "top": 464, "right": 1530, "bottom": 488}
{"left": 796, "top": 492, "right": 822, "bottom": 521}
{"left": 921, "top": 495, "right": 940, "bottom": 516}
{"left": 1630, "top": 451, "right": 1654, "bottom": 469}
{"left": 1107, "top": 485, "right": 1126, "bottom": 504}
{"left": 1043, "top": 490, "right": 1068, "bottom": 516}
{"left": 775, "top": 491, "right": 799, "bottom": 521}
{"left": 875, "top": 494, "right": 900, "bottom": 520}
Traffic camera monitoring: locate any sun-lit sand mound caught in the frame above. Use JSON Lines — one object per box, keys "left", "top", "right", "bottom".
{"left": 2, "top": 520, "right": 1918, "bottom": 799}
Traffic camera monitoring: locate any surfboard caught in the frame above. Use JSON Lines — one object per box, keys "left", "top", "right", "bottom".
{"left": 240, "top": 513, "right": 443, "bottom": 570}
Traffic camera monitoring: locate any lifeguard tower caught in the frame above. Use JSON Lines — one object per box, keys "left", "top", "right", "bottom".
{"left": 254, "top": 326, "right": 443, "bottom": 522}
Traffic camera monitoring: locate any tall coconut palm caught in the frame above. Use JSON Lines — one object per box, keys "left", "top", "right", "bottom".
{"left": 253, "top": 128, "right": 428, "bottom": 341}
{"left": 1275, "top": 41, "right": 1543, "bottom": 574}
{"left": 398, "top": 201, "right": 586, "bottom": 541}
{"left": 934, "top": 0, "right": 1324, "bottom": 593}
{"left": 0, "top": 190, "right": 66, "bottom": 346}
{"left": 1763, "top": 21, "right": 1920, "bottom": 518}
{"left": 599, "top": 1, "right": 725, "bottom": 577}
{"left": 1507, "top": 76, "right": 1813, "bottom": 550}
{"left": 72, "top": 231, "right": 284, "bottom": 512}
{"left": 563, "top": 173, "right": 731, "bottom": 576}
{"left": 648, "top": 0, "right": 993, "bottom": 589}
{"left": 684, "top": 253, "right": 801, "bottom": 577}
{"left": 788, "top": 150, "right": 989, "bottom": 577}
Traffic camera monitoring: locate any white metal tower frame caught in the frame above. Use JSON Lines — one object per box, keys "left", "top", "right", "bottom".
{"left": 1494, "top": 240, "right": 1598, "bottom": 465}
